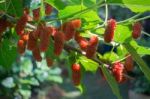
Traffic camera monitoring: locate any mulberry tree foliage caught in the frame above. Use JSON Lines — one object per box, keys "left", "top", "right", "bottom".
{"left": 0, "top": 0, "right": 150, "bottom": 99}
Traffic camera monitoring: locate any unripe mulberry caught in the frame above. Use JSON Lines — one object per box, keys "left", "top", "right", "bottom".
{"left": 32, "top": 8, "right": 40, "bottom": 21}
{"left": 72, "top": 63, "right": 81, "bottom": 86}
{"left": 104, "top": 19, "right": 116, "bottom": 43}
{"left": 45, "top": 3, "right": 53, "bottom": 15}
{"left": 46, "top": 57, "right": 53, "bottom": 67}
{"left": 54, "top": 31, "right": 65, "bottom": 56}
{"left": 132, "top": 22, "right": 142, "bottom": 39}
{"left": 17, "top": 39, "right": 26, "bottom": 54}
{"left": 112, "top": 62, "right": 126, "bottom": 83}
{"left": 124, "top": 54, "right": 134, "bottom": 71}
{"left": 32, "top": 46, "right": 42, "bottom": 62}
{"left": 86, "top": 35, "right": 98, "bottom": 58}
{"left": 27, "top": 31, "right": 37, "bottom": 51}
{"left": 15, "top": 13, "right": 28, "bottom": 35}
{"left": 71, "top": 19, "right": 81, "bottom": 29}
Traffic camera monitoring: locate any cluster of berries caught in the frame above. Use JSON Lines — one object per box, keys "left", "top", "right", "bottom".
{"left": 98, "top": 54, "right": 134, "bottom": 83}
{"left": 13, "top": 5, "right": 141, "bottom": 85}
{"left": 104, "top": 19, "right": 142, "bottom": 43}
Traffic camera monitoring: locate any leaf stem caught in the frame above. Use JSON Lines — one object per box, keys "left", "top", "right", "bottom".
{"left": 142, "top": 31, "right": 150, "bottom": 37}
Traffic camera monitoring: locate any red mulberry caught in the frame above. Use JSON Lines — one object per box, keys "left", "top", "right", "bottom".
{"left": 104, "top": 19, "right": 116, "bottom": 43}
{"left": 132, "top": 22, "right": 142, "bottom": 39}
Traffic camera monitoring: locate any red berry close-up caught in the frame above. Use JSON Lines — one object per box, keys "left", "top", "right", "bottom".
{"left": 71, "top": 19, "right": 81, "bottom": 29}
{"left": 32, "top": 46, "right": 42, "bottom": 62}
{"left": 17, "top": 39, "right": 26, "bottom": 54}
{"left": 39, "top": 26, "right": 50, "bottom": 52}
{"left": 104, "top": 19, "right": 116, "bottom": 43}
{"left": 86, "top": 35, "right": 99, "bottom": 58}
{"left": 75, "top": 32, "right": 88, "bottom": 51}
{"left": 15, "top": 13, "right": 28, "bottom": 35}
{"left": 27, "top": 31, "right": 37, "bottom": 51}
{"left": 63, "top": 22, "right": 75, "bottom": 41}
{"left": 32, "top": 8, "right": 40, "bottom": 21}
{"left": 112, "top": 62, "right": 126, "bottom": 83}
{"left": 124, "top": 54, "right": 134, "bottom": 72}
{"left": 72, "top": 63, "right": 81, "bottom": 86}
{"left": 54, "top": 31, "right": 65, "bottom": 56}
{"left": 45, "top": 3, "right": 53, "bottom": 15}
{"left": 132, "top": 22, "right": 142, "bottom": 39}
{"left": 72, "top": 63, "right": 81, "bottom": 72}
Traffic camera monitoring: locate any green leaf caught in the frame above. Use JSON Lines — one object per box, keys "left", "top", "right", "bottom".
{"left": 0, "top": 0, "right": 23, "bottom": 17}
{"left": 79, "top": 56, "right": 98, "bottom": 73}
{"left": 99, "top": 64, "right": 122, "bottom": 99}
{"left": 123, "top": 42, "right": 150, "bottom": 82}
{"left": 69, "top": 0, "right": 97, "bottom": 7}
{"left": 45, "top": 0, "right": 66, "bottom": 10}
{"left": 122, "top": 0, "right": 150, "bottom": 12}
{"left": 76, "top": 84, "right": 84, "bottom": 93}
{"left": 117, "top": 44, "right": 127, "bottom": 56}
{"left": 114, "top": 25, "right": 132, "bottom": 43}
{"left": 19, "top": 77, "right": 39, "bottom": 86}
{"left": 21, "top": 59, "right": 33, "bottom": 75}
{"left": 1, "top": 77, "right": 15, "bottom": 88}
{"left": 19, "top": 88, "right": 31, "bottom": 99}
{"left": 46, "top": 75, "right": 63, "bottom": 83}
{"left": 130, "top": 40, "right": 150, "bottom": 55}
{"left": 103, "top": 52, "right": 119, "bottom": 62}
{"left": 0, "top": 39, "right": 17, "bottom": 69}
{"left": 80, "top": 10, "right": 102, "bottom": 29}
{"left": 107, "top": 0, "right": 150, "bottom": 12}
{"left": 59, "top": 5, "right": 85, "bottom": 19}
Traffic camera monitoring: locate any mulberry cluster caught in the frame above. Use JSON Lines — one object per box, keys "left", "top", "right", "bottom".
{"left": 32, "top": 3, "right": 53, "bottom": 21}
{"left": 75, "top": 33, "right": 99, "bottom": 58}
